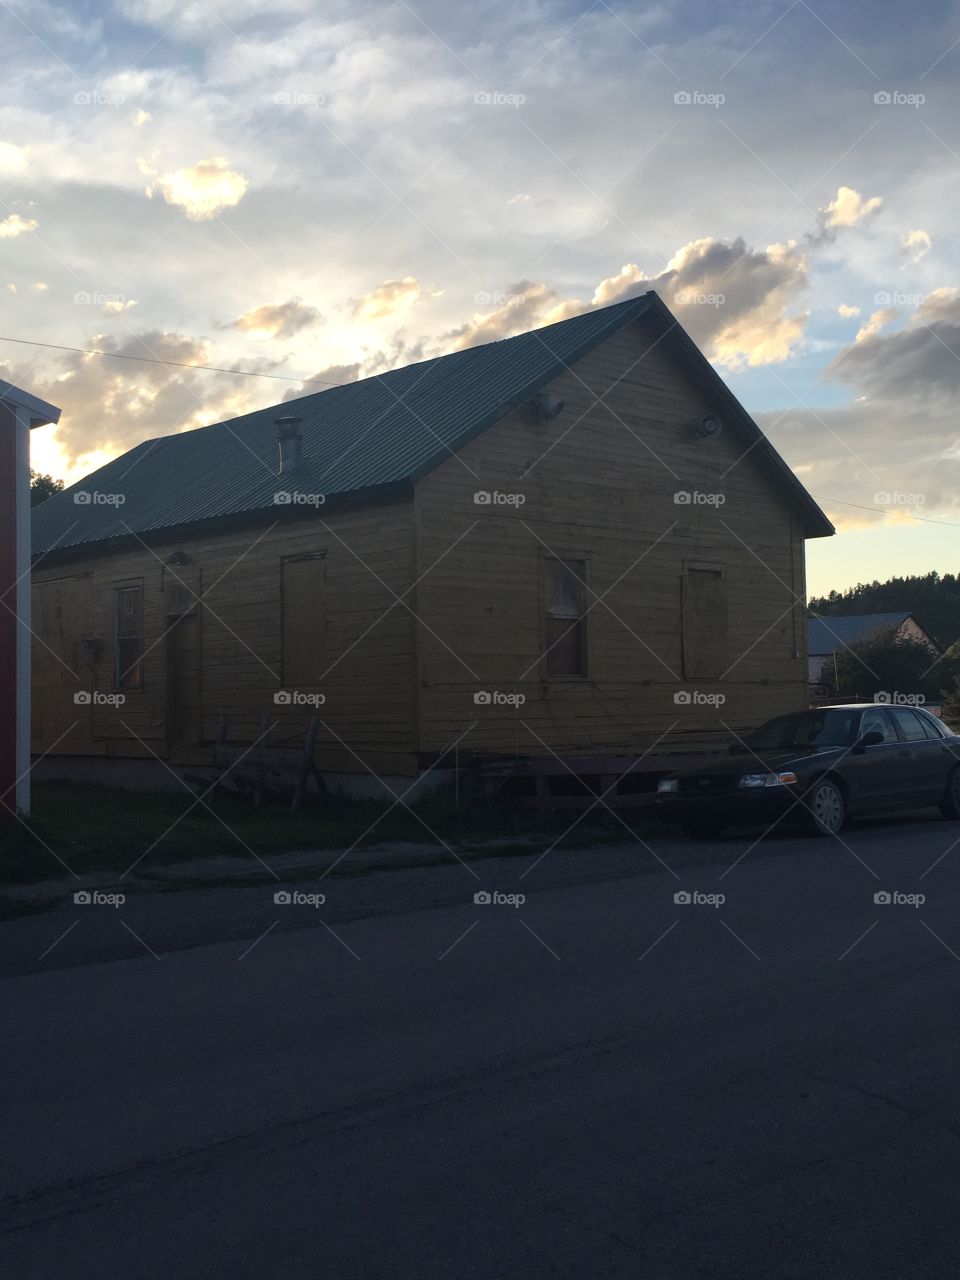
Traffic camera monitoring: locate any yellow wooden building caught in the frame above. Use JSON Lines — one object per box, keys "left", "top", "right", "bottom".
{"left": 31, "top": 292, "right": 833, "bottom": 795}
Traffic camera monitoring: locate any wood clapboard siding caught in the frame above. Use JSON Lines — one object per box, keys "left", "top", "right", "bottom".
{"left": 31, "top": 310, "right": 819, "bottom": 778}
{"left": 412, "top": 314, "right": 811, "bottom": 758}
{"left": 32, "top": 500, "right": 419, "bottom": 775}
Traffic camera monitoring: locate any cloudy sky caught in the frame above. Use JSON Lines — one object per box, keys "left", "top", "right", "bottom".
{"left": 2, "top": 0, "right": 959, "bottom": 596}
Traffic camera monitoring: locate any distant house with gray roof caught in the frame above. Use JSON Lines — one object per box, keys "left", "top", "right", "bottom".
{"left": 807, "top": 612, "right": 938, "bottom": 691}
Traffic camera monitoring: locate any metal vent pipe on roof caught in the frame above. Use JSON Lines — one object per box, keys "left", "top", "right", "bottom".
{"left": 275, "top": 415, "right": 304, "bottom": 474}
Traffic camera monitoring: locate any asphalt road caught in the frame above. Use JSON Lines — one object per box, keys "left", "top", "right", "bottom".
{"left": 4, "top": 809, "right": 960, "bottom": 1278}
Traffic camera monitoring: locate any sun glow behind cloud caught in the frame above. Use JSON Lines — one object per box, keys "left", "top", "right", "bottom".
{"left": 2, "top": 0, "right": 957, "bottom": 592}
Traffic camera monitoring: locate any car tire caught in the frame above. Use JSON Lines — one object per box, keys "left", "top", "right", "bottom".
{"left": 681, "top": 819, "right": 724, "bottom": 840}
{"left": 939, "top": 766, "right": 960, "bottom": 819}
{"left": 802, "top": 777, "right": 846, "bottom": 837}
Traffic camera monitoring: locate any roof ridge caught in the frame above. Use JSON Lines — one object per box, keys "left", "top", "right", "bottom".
{"left": 33, "top": 290, "right": 831, "bottom": 554}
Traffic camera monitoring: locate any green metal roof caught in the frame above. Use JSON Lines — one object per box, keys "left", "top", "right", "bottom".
{"left": 32, "top": 290, "right": 833, "bottom": 555}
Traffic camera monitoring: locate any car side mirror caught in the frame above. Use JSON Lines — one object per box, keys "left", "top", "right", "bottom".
{"left": 856, "top": 730, "right": 884, "bottom": 749}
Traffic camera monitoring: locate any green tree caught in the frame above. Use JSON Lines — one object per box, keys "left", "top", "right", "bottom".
{"left": 832, "top": 633, "right": 959, "bottom": 704}
{"left": 30, "top": 471, "right": 64, "bottom": 506}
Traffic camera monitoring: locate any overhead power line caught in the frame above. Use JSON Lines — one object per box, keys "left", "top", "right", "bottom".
{"left": 0, "top": 334, "right": 346, "bottom": 389}
{"left": 817, "top": 496, "right": 960, "bottom": 530}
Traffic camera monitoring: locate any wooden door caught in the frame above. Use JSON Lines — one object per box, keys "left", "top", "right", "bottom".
{"left": 31, "top": 574, "right": 95, "bottom": 751}
{"left": 166, "top": 613, "right": 202, "bottom": 746}
{"left": 682, "top": 564, "right": 728, "bottom": 679}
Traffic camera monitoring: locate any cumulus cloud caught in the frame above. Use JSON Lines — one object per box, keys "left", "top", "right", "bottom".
{"left": 837, "top": 303, "right": 860, "bottom": 317}
{"left": 0, "top": 214, "right": 38, "bottom": 238}
{"left": 443, "top": 282, "right": 565, "bottom": 350}
{"left": 830, "top": 289, "right": 960, "bottom": 401}
{"left": 591, "top": 264, "right": 647, "bottom": 308}
{"left": 765, "top": 290, "right": 960, "bottom": 529}
{"left": 144, "top": 157, "right": 248, "bottom": 220}
{"left": 442, "top": 237, "right": 810, "bottom": 369}
{"left": 225, "top": 299, "right": 322, "bottom": 339}
{"left": 16, "top": 330, "right": 273, "bottom": 463}
{"left": 352, "top": 277, "right": 421, "bottom": 321}
{"left": 656, "top": 238, "right": 809, "bottom": 368}
{"left": 901, "top": 228, "right": 931, "bottom": 263}
{"left": 361, "top": 332, "right": 427, "bottom": 376}
{"left": 820, "top": 185, "right": 883, "bottom": 229}
{"left": 282, "top": 362, "right": 362, "bottom": 401}
{"left": 854, "top": 308, "right": 897, "bottom": 343}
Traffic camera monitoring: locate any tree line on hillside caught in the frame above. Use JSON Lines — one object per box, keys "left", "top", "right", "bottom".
{"left": 810, "top": 571, "right": 960, "bottom": 651}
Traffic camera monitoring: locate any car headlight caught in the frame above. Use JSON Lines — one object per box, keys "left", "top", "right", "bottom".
{"left": 739, "top": 773, "right": 768, "bottom": 789}
{"left": 657, "top": 778, "right": 679, "bottom": 795}
{"left": 739, "top": 771, "right": 798, "bottom": 789}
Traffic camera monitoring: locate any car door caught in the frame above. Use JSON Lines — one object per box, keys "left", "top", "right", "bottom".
{"left": 888, "top": 706, "right": 953, "bottom": 802}
{"left": 841, "top": 707, "right": 913, "bottom": 812}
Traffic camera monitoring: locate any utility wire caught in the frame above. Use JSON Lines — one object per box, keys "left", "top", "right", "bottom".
{"left": 0, "top": 334, "right": 347, "bottom": 389}
{"left": 816, "top": 496, "right": 960, "bottom": 531}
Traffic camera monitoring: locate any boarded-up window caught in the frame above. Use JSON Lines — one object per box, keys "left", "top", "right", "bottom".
{"left": 682, "top": 566, "right": 728, "bottom": 679}
{"left": 114, "top": 585, "right": 144, "bottom": 690}
{"left": 282, "top": 558, "right": 324, "bottom": 686}
{"left": 32, "top": 574, "right": 94, "bottom": 750}
{"left": 545, "top": 558, "right": 587, "bottom": 678}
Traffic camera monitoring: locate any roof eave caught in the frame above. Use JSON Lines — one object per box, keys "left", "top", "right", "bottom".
{"left": 32, "top": 478, "right": 414, "bottom": 564}
{"left": 0, "top": 380, "right": 61, "bottom": 427}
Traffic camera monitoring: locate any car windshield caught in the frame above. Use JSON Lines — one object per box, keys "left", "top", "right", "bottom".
{"left": 746, "top": 709, "right": 860, "bottom": 751}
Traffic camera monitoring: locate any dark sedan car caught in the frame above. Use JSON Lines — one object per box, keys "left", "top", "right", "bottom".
{"left": 656, "top": 703, "right": 960, "bottom": 838}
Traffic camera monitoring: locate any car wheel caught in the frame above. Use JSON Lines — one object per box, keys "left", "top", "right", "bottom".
{"left": 939, "top": 766, "right": 960, "bottom": 819}
{"left": 681, "top": 819, "right": 724, "bottom": 840}
{"left": 802, "top": 777, "right": 845, "bottom": 837}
